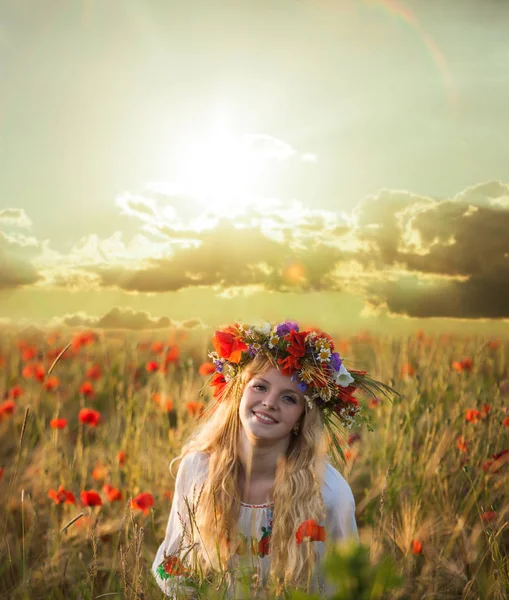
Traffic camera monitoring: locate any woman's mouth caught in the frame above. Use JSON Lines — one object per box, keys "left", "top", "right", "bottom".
{"left": 252, "top": 411, "right": 278, "bottom": 424}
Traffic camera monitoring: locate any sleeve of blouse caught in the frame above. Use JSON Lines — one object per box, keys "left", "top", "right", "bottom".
{"left": 152, "top": 452, "right": 208, "bottom": 597}
{"left": 322, "top": 462, "right": 360, "bottom": 544}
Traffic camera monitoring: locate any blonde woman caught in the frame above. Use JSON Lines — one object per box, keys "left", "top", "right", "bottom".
{"left": 152, "top": 321, "right": 393, "bottom": 598}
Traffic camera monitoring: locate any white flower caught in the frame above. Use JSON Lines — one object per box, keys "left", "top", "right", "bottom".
{"left": 257, "top": 322, "right": 271, "bottom": 335}
{"left": 334, "top": 364, "right": 354, "bottom": 387}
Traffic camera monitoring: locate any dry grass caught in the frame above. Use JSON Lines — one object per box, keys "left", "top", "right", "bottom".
{"left": 0, "top": 328, "right": 507, "bottom": 599}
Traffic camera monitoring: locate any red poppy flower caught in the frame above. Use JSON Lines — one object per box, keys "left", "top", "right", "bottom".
{"left": 9, "top": 385, "right": 23, "bottom": 400}
{"left": 146, "top": 361, "right": 159, "bottom": 373}
{"left": 50, "top": 418, "right": 68, "bottom": 429}
{"left": 480, "top": 404, "right": 491, "bottom": 417}
{"left": 277, "top": 354, "right": 301, "bottom": 376}
{"left": 411, "top": 539, "right": 423, "bottom": 554}
{"left": 81, "top": 490, "right": 102, "bottom": 507}
{"left": 78, "top": 408, "right": 101, "bottom": 427}
{"left": 0, "top": 467, "right": 4, "bottom": 481}
{"left": 161, "top": 555, "right": 187, "bottom": 576}
{"left": 20, "top": 346, "right": 37, "bottom": 362}
{"left": 49, "top": 485, "right": 76, "bottom": 505}
{"left": 286, "top": 329, "right": 307, "bottom": 358}
{"left": 103, "top": 484, "right": 123, "bottom": 502}
{"left": 198, "top": 362, "right": 216, "bottom": 376}
{"left": 79, "top": 381, "right": 95, "bottom": 397}
{"left": 368, "top": 397, "right": 382, "bottom": 409}
{"left": 72, "top": 331, "right": 97, "bottom": 350}
{"left": 130, "top": 492, "right": 154, "bottom": 515}
{"left": 401, "top": 364, "right": 415, "bottom": 377}
{"left": 44, "top": 376, "right": 60, "bottom": 392}
{"left": 117, "top": 450, "right": 127, "bottom": 466}
{"left": 151, "top": 341, "right": 165, "bottom": 354}
{"left": 212, "top": 330, "right": 247, "bottom": 363}
{"left": 186, "top": 401, "right": 205, "bottom": 417}
{"left": 258, "top": 534, "right": 271, "bottom": 557}
{"left": 481, "top": 511, "right": 497, "bottom": 524}
{"left": 503, "top": 416, "right": 509, "bottom": 428}
{"left": 295, "top": 520, "right": 326, "bottom": 545}
{"left": 165, "top": 345, "right": 180, "bottom": 364}
{"left": 0, "top": 400, "right": 16, "bottom": 420}
{"left": 465, "top": 409, "right": 481, "bottom": 423}
{"left": 92, "top": 463, "right": 108, "bottom": 481}
{"left": 86, "top": 364, "right": 102, "bottom": 380}
{"left": 488, "top": 340, "right": 501, "bottom": 350}
{"left": 456, "top": 436, "right": 468, "bottom": 453}
{"left": 210, "top": 372, "right": 227, "bottom": 398}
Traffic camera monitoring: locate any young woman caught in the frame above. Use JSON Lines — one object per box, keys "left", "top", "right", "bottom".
{"left": 152, "top": 321, "right": 394, "bottom": 598}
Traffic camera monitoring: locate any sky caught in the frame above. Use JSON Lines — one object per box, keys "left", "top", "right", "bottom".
{"left": 1, "top": 0, "right": 509, "bottom": 336}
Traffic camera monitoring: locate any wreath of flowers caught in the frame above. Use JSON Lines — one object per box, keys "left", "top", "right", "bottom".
{"left": 207, "top": 320, "right": 398, "bottom": 458}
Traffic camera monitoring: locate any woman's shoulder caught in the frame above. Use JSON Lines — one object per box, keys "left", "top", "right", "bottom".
{"left": 321, "top": 460, "right": 356, "bottom": 508}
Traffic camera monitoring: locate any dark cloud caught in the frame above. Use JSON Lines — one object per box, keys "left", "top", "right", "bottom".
{"left": 60, "top": 307, "right": 174, "bottom": 330}
{"left": 91, "top": 220, "right": 346, "bottom": 294}
{"left": 0, "top": 232, "right": 42, "bottom": 290}
{"left": 357, "top": 181, "right": 509, "bottom": 318}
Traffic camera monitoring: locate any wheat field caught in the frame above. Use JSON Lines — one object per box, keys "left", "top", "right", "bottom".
{"left": 0, "top": 326, "right": 507, "bottom": 599}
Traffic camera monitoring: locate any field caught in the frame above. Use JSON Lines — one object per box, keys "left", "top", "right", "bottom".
{"left": 0, "top": 326, "right": 508, "bottom": 599}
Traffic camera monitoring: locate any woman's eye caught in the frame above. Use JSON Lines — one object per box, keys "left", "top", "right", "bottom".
{"left": 253, "top": 384, "right": 266, "bottom": 391}
{"left": 283, "top": 395, "right": 297, "bottom": 404}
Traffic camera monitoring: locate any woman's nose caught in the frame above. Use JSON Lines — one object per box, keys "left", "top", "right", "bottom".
{"left": 262, "top": 392, "right": 279, "bottom": 409}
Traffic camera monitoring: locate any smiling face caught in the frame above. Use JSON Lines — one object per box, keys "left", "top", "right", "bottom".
{"left": 239, "top": 366, "right": 306, "bottom": 445}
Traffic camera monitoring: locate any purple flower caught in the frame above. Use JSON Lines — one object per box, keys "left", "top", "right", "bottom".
{"left": 298, "top": 381, "right": 307, "bottom": 392}
{"left": 248, "top": 345, "right": 259, "bottom": 357}
{"left": 214, "top": 360, "right": 224, "bottom": 372}
{"left": 331, "top": 352, "right": 342, "bottom": 372}
{"left": 276, "top": 320, "right": 299, "bottom": 336}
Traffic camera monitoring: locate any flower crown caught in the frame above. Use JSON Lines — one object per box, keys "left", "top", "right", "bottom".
{"left": 207, "top": 320, "right": 398, "bottom": 457}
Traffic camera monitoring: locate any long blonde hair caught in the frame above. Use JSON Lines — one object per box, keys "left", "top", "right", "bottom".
{"left": 177, "top": 354, "right": 327, "bottom": 589}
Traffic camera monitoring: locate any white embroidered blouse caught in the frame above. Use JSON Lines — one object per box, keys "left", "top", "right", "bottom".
{"left": 152, "top": 451, "right": 359, "bottom": 598}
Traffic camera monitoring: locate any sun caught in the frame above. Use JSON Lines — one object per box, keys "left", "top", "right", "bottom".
{"left": 173, "top": 119, "right": 267, "bottom": 214}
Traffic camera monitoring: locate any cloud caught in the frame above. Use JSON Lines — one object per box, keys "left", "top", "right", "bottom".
{"left": 0, "top": 231, "right": 42, "bottom": 290}
{"left": 355, "top": 181, "right": 509, "bottom": 318}
{"left": 54, "top": 307, "right": 175, "bottom": 330}
{"left": 0, "top": 208, "right": 33, "bottom": 229}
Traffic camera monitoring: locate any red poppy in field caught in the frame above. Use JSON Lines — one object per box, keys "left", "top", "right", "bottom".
{"left": 155, "top": 394, "right": 173, "bottom": 412}
{"left": 481, "top": 511, "right": 497, "bottom": 524}
{"left": 400, "top": 363, "right": 415, "bottom": 377}
{"left": 103, "top": 484, "right": 122, "bottom": 502}
{"left": 410, "top": 539, "right": 423, "bottom": 554}
{"left": 92, "top": 463, "right": 108, "bottom": 481}
{"left": 72, "top": 331, "right": 98, "bottom": 350}
{"left": 0, "top": 400, "right": 16, "bottom": 420}
{"left": 452, "top": 358, "right": 473, "bottom": 373}
{"left": 456, "top": 436, "right": 468, "bottom": 453}
{"left": 163, "top": 490, "right": 174, "bottom": 502}
{"left": 20, "top": 345, "right": 37, "bottom": 362}
{"left": 368, "top": 397, "right": 382, "bottom": 409}
{"left": 296, "top": 520, "right": 326, "bottom": 545}
{"left": 488, "top": 340, "right": 501, "bottom": 350}
{"left": 117, "top": 450, "right": 127, "bottom": 466}
{"left": 0, "top": 467, "right": 4, "bottom": 481}
{"left": 482, "top": 449, "right": 509, "bottom": 473}
{"left": 78, "top": 408, "right": 101, "bottom": 427}
{"left": 480, "top": 404, "right": 491, "bottom": 418}
{"left": 81, "top": 490, "right": 102, "bottom": 507}
{"left": 49, "top": 485, "right": 76, "bottom": 505}
{"left": 86, "top": 364, "right": 102, "bottom": 380}
{"left": 165, "top": 345, "right": 180, "bottom": 364}
{"left": 130, "top": 492, "right": 154, "bottom": 515}
{"left": 151, "top": 341, "right": 165, "bottom": 354}
{"left": 146, "top": 361, "right": 159, "bottom": 373}
{"left": 46, "top": 332, "right": 61, "bottom": 345}
{"left": 22, "top": 363, "right": 45, "bottom": 381}
{"left": 44, "top": 376, "right": 60, "bottom": 392}
{"left": 198, "top": 362, "right": 216, "bottom": 376}
{"left": 186, "top": 401, "right": 205, "bottom": 417}
{"left": 503, "top": 416, "right": 509, "bottom": 428}
{"left": 79, "top": 381, "right": 95, "bottom": 397}
{"left": 50, "top": 418, "right": 68, "bottom": 429}
{"left": 210, "top": 372, "right": 227, "bottom": 398}
{"left": 465, "top": 409, "right": 481, "bottom": 423}
{"left": 9, "top": 385, "right": 23, "bottom": 400}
